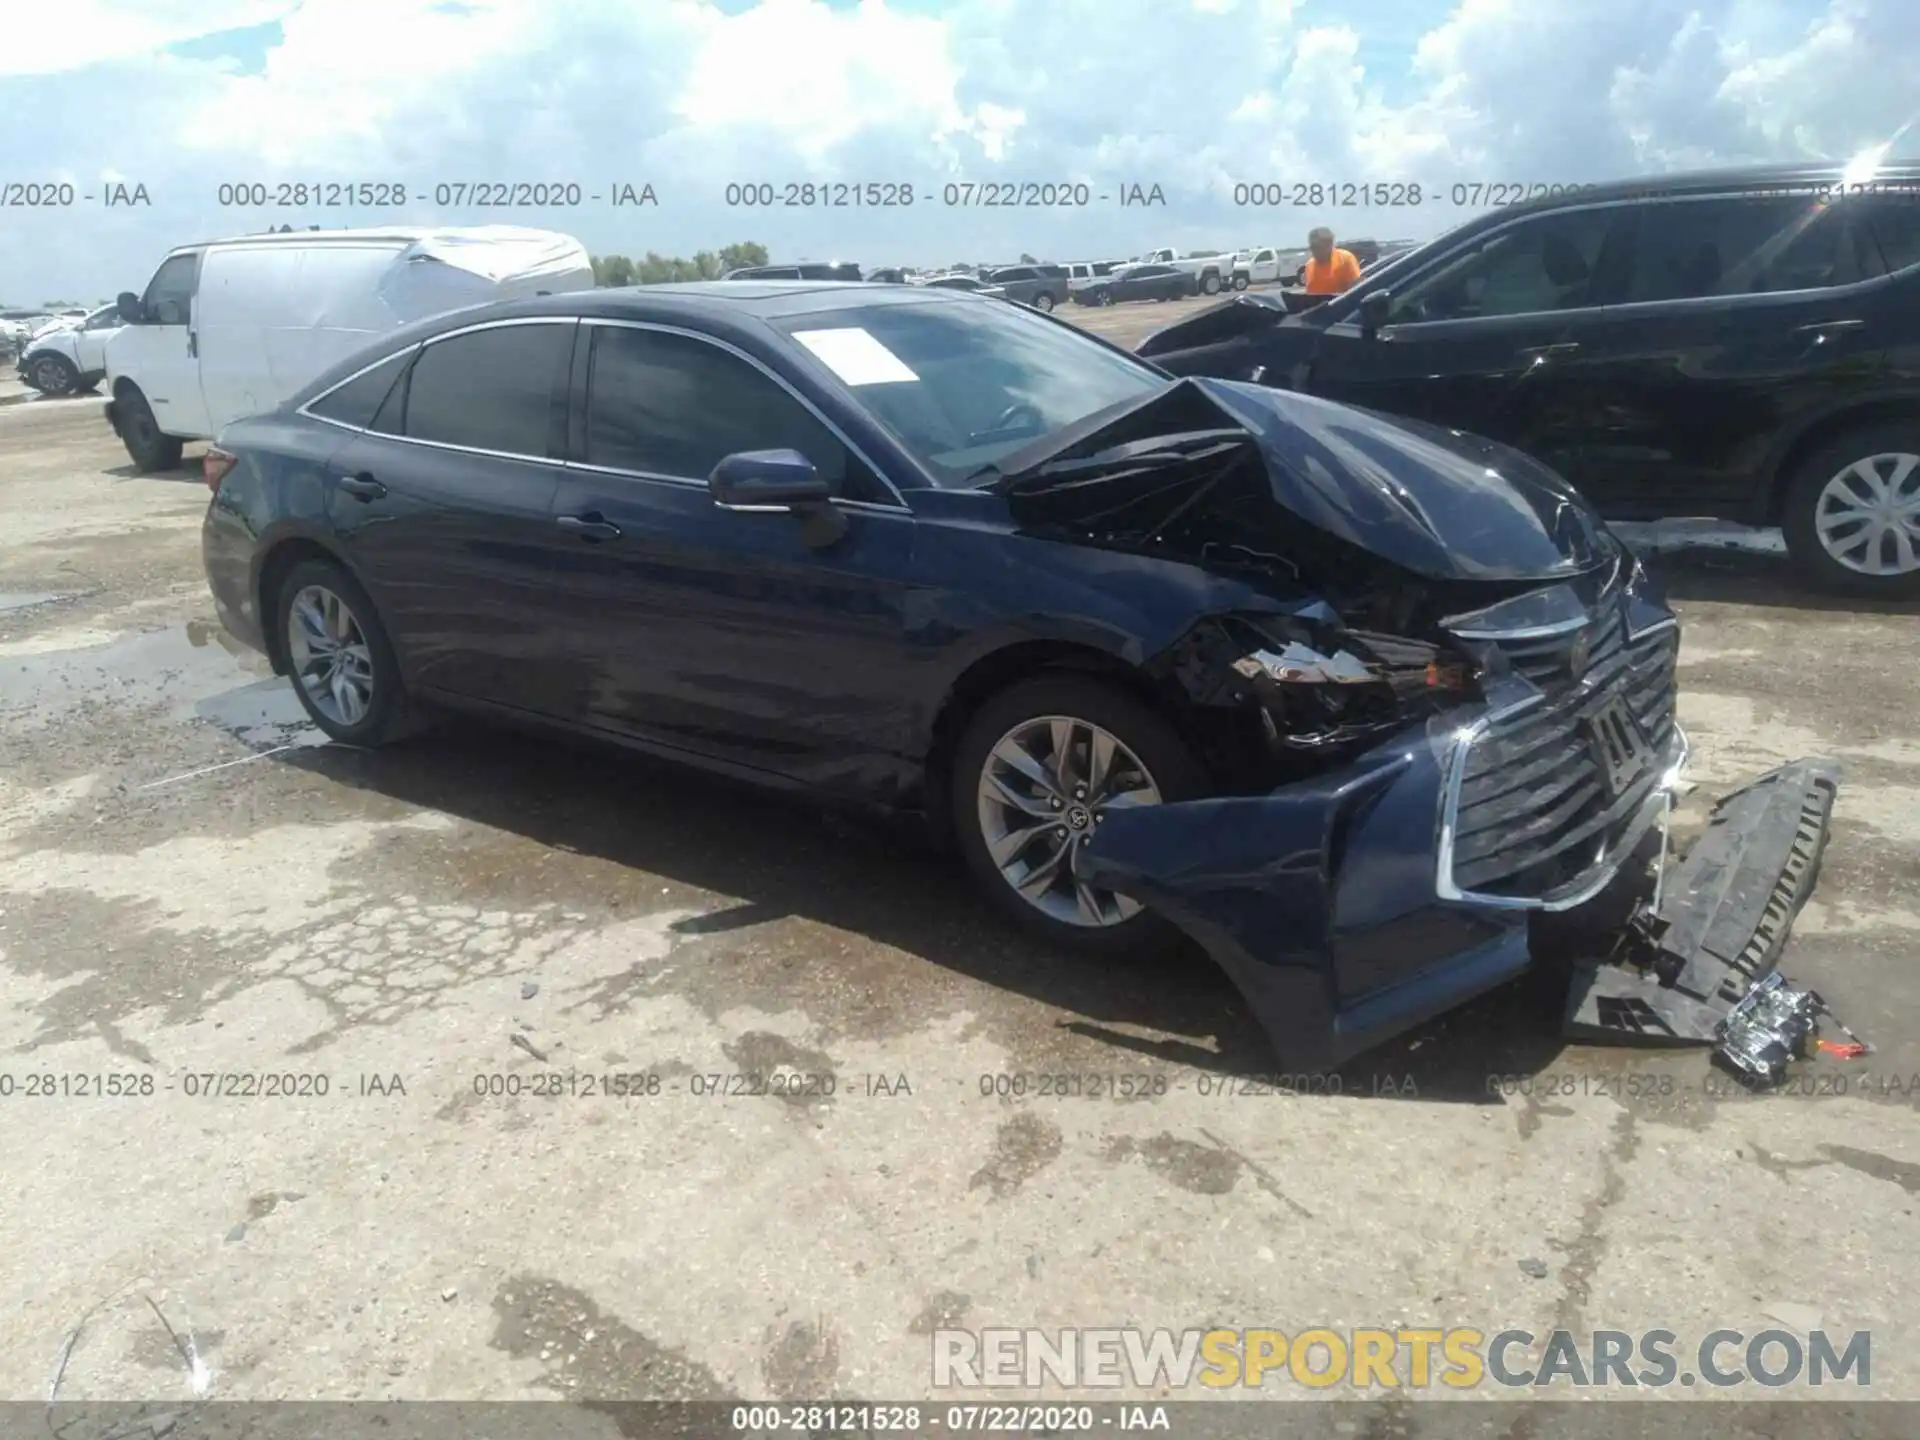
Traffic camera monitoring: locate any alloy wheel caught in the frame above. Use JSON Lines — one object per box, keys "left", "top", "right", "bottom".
{"left": 975, "top": 715, "right": 1163, "bottom": 928}
{"left": 1813, "top": 452, "right": 1920, "bottom": 576}
{"left": 31, "top": 357, "right": 69, "bottom": 393}
{"left": 287, "top": 584, "right": 376, "bottom": 726}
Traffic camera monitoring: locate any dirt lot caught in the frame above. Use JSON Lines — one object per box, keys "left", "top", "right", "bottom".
{"left": 3, "top": 360, "right": 1919, "bottom": 1409}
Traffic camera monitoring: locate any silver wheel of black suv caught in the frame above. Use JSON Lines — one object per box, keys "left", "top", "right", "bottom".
{"left": 951, "top": 675, "right": 1208, "bottom": 956}
{"left": 1782, "top": 423, "right": 1920, "bottom": 597}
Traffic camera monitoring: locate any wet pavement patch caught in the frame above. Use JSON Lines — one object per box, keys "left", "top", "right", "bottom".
{"left": 907, "top": 1290, "right": 972, "bottom": 1334}
{"left": 967, "top": 1111, "right": 1063, "bottom": 1199}
{"left": 1103, "top": 1132, "right": 1243, "bottom": 1195}
{"left": 760, "top": 1317, "right": 841, "bottom": 1399}
{"left": 490, "top": 1274, "right": 734, "bottom": 1401}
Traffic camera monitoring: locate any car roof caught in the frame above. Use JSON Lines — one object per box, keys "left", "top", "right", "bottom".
{"left": 1502, "top": 159, "right": 1920, "bottom": 217}
{"left": 280, "top": 281, "right": 1017, "bottom": 420}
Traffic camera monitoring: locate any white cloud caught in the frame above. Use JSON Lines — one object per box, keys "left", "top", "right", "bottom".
{"left": 0, "top": 0, "right": 299, "bottom": 75}
{"left": 0, "top": 0, "right": 1913, "bottom": 302}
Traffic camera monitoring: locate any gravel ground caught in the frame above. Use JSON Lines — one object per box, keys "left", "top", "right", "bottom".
{"left": 2, "top": 363, "right": 1917, "bottom": 1411}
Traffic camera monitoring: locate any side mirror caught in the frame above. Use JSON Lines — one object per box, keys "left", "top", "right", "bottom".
{"left": 708, "top": 449, "right": 832, "bottom": 510}
{"left": 1357, "top": 289, "right": 1392, "bottom": 336}
{"left": 116, "top": 291, "right": 144, "bottom": 325}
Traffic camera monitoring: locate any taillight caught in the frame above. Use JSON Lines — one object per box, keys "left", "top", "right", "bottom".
{"left": 203, "top": 446, "right": 238, "bottom": 492}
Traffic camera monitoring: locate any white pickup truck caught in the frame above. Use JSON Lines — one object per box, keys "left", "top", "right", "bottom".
{"left": 1134, "top": 246, "right": 1236, "bottom": 296}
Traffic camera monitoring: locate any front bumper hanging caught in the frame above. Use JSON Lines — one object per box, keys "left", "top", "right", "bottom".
{"left": 1563, "top": 757, "right": 1842, "bottom": 1057}
{"left": 1077, "top": 745, "right": 1843, "bottom": 1076}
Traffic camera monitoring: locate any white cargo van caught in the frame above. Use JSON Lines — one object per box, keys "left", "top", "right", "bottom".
{"left": 104, "top": 225, "right": 594, "bottom": 471}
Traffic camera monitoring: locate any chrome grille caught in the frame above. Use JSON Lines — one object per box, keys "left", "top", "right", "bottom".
{"left": 1446, "top": 619, "right": 1680, "bottom": 903}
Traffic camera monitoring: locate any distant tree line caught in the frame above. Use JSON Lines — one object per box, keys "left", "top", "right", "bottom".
{"left": 591, "top": 242, "right": 770, "bottom": 286}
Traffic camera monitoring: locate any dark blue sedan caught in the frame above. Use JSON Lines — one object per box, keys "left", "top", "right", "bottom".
{"left": 198, "top": 281, "right": 1836, "bottom": 1068}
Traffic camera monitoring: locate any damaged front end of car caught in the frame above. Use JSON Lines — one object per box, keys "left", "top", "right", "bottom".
{"left": 995, "top": 378, "right": 1843, "bottom": 1078}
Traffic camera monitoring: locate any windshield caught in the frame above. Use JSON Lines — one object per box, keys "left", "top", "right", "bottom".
{"left": 773, "top": 298, "right": 1168, "bottom": 486}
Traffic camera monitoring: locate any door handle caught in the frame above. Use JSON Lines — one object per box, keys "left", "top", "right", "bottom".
{"left": 336, "top": 473, "right": 386, "bottom": 501}
{"left": 1517, "top": 342, "right": 1580, "bottom": 362}
{"left": 556, "top": 513, "right": 622, "bottom": 542}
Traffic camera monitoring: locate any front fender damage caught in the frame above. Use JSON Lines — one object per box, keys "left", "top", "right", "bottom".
{"left": 1078, "top": 748, "right": 1847, "bottom": 1086}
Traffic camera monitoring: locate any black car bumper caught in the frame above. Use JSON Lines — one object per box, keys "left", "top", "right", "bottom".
{"left": 202, "top": 497, "right": 269, "bottom": 659}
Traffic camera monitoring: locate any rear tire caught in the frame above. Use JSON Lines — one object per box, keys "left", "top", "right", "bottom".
{"left": 274, "top": 558, "right": 420, "bottom": 746}
{"left": 1779, "top": 422, "right": 1920, "bottom": 597}
{"left": 1201, "top": 272, "right": 1222, "bottom": 295}
{"left": 25, "top": 353, "right": 78, "bottom": 396}
{"left": 116, "top": 386, "right": 184, "bottom": 472}
{"left": 951, "top": 675, "right": 1209, "bottom": 959}
{"left": 1034, "top": 293, "right": 1055, "bottom": 312}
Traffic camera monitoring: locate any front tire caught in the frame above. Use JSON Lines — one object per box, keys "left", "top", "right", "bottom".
{"left": 1780, "top": 423, "right": 1920, "bottom": 597}
{"left": 951, "top": 675, "right": 1209, "bottom": 957}
{"left": 1201, "top": 271, "right": 1222, "bottom": 295}
{"left": 115, "top": 386, "right": 184, "bottom": 472}
{"left": 25, "top": 353, "right": 78, "bottom": 396}
{"left": 1233, "top": 273, "right": 1250, "bottom": 291}
{"left": 275, "top": 558, "right": 417, "bottom": 745}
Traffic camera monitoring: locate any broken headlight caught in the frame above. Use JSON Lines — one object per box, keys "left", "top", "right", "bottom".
{"left": 1174, "top": 616, "right": 1481, "bottom": 754}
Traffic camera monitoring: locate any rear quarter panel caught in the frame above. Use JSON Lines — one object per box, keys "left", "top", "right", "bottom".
{"left": 203, "top": 414, "right": 359, "bottom": 657}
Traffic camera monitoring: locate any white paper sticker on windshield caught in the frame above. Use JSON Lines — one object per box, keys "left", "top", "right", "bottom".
{"left": 791, "top": 327, "right": 919, "bottom": 385}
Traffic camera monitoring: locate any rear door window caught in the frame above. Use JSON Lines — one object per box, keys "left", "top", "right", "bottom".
{"left": 1621, "top": 194, "right": 1873, "bottom": 301}
{"left": 308, "top": 350, "right": 412, "bottom": 428}
{"left": 403, "top": 322, "right": 571, "bottom": 457}
{"left": 1861, "top": 195, "right": 1920, "bottom": 275}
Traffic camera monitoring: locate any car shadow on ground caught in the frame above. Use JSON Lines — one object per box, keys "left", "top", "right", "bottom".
{"left": 279, "top": 719, "right": 1584, "bottom": 1105}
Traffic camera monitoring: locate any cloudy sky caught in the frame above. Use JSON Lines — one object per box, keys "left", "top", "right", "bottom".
{"left": 2, "top": 0, "right": 1915, "bottom": 303}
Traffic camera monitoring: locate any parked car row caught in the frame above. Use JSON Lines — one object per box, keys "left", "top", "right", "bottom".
{"left": 1071, "top": 262, "right": 1200, "bottom": 306}
{"left": 16, "top": 304, "right": 122, "bottom": 396}
{"left": 193, "top": 273, "right": 1838, "bottom": 1070}
{"left": 1137, "top": 162, "right": 1920, "bottom": 595}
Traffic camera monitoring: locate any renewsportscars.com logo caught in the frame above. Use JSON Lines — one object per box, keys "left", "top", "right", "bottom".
{"left": 932, "top": 1327, "right": 1872, "bottom": 1391}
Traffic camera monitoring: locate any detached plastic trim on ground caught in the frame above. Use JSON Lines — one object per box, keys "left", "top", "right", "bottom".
{"left": 1563, "top": 756, "right": 1842, "bottom": 1046}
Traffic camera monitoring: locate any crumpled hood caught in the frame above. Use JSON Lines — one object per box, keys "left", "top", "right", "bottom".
{"left": 1000, "top": 377, "right": 1611, "bottom": 584}
{"left": 1199, "top": 378, "right": 1610, "bottom": 581}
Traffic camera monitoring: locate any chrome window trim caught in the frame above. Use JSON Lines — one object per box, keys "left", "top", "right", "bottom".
{"left": 294, "top": 342, "right": 423, "bottom": 432}
{"left": 573, "top": 316, "right": 912, "bottom": 511}
{"left": 293, "top": 314, "right": 577, "bottom": 451}
{"left": 557, "top": 458, "right": 911, "bottom": 518}
{"left": 1353, "top": 187, "right": 1890, "bottom": 334}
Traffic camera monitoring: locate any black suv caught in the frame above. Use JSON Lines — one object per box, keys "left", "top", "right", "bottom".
{"left": 1141, "top": 163, "right": 1920, "bottom": 595}
{"left": 986, "top": 264, "right": 1071, "bottom": 311}
{"left": 721, "top": 262, "right": 863, "bottom": 281}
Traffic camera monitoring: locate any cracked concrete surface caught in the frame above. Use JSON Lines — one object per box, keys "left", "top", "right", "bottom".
{"left": 2, "top": 389, "right": 1917, "bottom": 1408}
